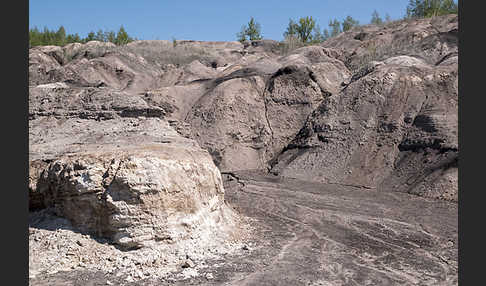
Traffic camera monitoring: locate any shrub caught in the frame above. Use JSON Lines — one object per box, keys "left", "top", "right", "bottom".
{"left": 328, "top": 19, "right": 342, "bottom": 37}
{"left": 283, "top": 16, "right": 317, "bottom": 44}
{"left": 342, "top": 16, "right": 359, "bottom": 32}
{"left": 371, "top": 10, "right": 384, "bottom": 25}
{"left": 237, "top": 17, "right": 263, "bottom": 42}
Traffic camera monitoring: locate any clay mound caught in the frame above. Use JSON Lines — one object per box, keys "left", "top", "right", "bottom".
{"left": 263, "top": 65, "right": 338, "bottom": 161}
{"left": 29, "top": 115, "right": 249, "bottom": 280}
{"left": 114, "top": 16, "right": 456, "bottom": 202}
{"left": 29, "top": 40, "right": 163, "bottom": 94}
{"left": 29, "top": 47, "right": 64, "bottom": 86}
{"left": 29, "top": 117, "right": 241, "bottom": 250}
{"left": 270, "top": 57, "right": 457, "bottom": 201}
{"left": 186, "top": 75, "right": 270, "bottom": 171}
{"left": 181, "top": 55, "right": 350, "bottom": 172}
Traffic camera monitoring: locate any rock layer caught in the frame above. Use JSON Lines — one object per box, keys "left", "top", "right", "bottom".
{"left": 270, "top": 57, "right": 458, "bottom": 201}
{"left": 29, "top": 118, "right": 238, "bottom": 249}
{"left": 29, "top": 16, "right": 458, "bottom": 203}
{"left": 29, "top": 15, "right": 458, "bottom": 206}
{"left": 29, "top": 14, "right": 458, "bottom": 284}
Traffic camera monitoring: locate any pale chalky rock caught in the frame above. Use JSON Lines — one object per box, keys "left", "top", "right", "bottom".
{"left": 29, "top": 117, "right": 238, "bottom": 249}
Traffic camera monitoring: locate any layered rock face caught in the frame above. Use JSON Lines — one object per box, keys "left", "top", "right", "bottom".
{"left": 267, "top": 15, "right": 458, "bottom": 201}
{"left": 29, "top": 40, "right": 248, "bottom": 251}
{"left": 183, "top": 47, "right": 351, "bottom": 172}
{"left": 29, "top": 118, "right": 237, "bottom": 249}
{"left": 28, "top": 15, "right": 458, "bottom": 284}
{"left": 270, "top": 58, "right": 457, "bottom": 201}
{"left": 29, "top": 16, "right": 458, "bottom": 245}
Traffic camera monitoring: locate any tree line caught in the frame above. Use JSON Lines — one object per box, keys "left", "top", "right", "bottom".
{"left": 237, "top": 11, "right": 390, "bottom": 45}
{"left": 29, "top": 25, "right": 135, "bottom": 47}
{"left": 29, "top": 0, "right": 457, "bottom": 48}
{"left": 236, "top": 0, "right": 458, "bottom": 44}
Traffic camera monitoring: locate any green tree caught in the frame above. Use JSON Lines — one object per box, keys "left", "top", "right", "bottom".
{"left": 406, "top": 0, "right": 458, "bottom": 18}
{"left": 29, "top": 27, "right": 41, "bottom": 47}
{"left": 86, "top": 31, "right": 96, "bottom": 42}
{"left": 236, "top": 17, "right": 262, "bottom": 42}
{"left": 55, "top": 26, "right": 66, "bottom": 45}
{"left": 283, "top": 18, "right": 298, "bottom": 39}
{"left": 283, "top": 16, "right": 320, "bottom": 44}
{"left": 322, "top": 29, "right": 330, "bottom": 41}
{"left": 115, "top": 26, "right": 132, "bottom": 45}
{"left": 371, "top": 10, "right": 383, "bottom": 25}
{"left": 237, "top": 17, "right": 263, "bottom": 42}
{"left": 236, "top": 25, "right": 247, "bottom": 42}
{"left": 28, "top": 26, "right": 134, "bottom": 47}
{"left": 41, "top": 27, "right": 54, "bottom": 45}
{"left": 310, "top": 24, "right": 325, "bottom": 44}
{"left": 296, "top": 16, "right": 316, "bottom": 43}
{"left": 441, "top": 0, "right": 459, "bottom": 14}
{"left": 329, "top": 19, "right": 342, "bottom": 37}
{"left": 385, "top": 13, "right": 392, "bottom": 23}
{"left": 247, "top": 17, "right": 263, "bottom": 41}
{"left": 342, "top": 15, "right": 359, "bottom": 32}
{"left": 66, "top": 33, "right": 81, "bottom": 44}
{"left": 95, "top": 29, "right": 105, "bottom": 42}
{"left": 105, "top": 31, "right": 116, "bottom": 43}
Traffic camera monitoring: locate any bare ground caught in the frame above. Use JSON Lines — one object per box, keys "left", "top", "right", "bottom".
{"left": 30, "top": 170, "right": 457, "bottom": 286}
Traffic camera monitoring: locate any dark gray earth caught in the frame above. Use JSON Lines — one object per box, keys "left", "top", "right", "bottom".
{"left": 29, "top": 15, "right": 458, "bottom": 286}
{"left": 30, "top": 171, "right": 457, "bottom": 285}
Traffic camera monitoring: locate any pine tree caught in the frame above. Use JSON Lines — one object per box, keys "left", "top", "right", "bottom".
{"left": 95, "top": 29, "right": 105, "bottom": 42}
{"left": 41, "top": 27, "right": 52, "bottom": 45}
{"left": 105, "top": 31, "right": 116, "bottom": 43}
{"left": 55, "top": 26, "right": 66, "bottom": 46}
{"left": 66, "top": 34, "right": 75, "bottom": 44}
{"left": 246, "top": 17, "right": 262, "bottom": 41}
{"left": 371, "top": 10, "right": 383, "bottom": 25}
{"left": 28, "top": 26, "right": 134, "bottom": 47}
{"left": 29, "top": 27, "right": 41, "bottom": 47}
{"left": 115, "top": 26, "right": 131, "bottom": 45}
{"left": 237, "top": 17, "right": 263, "bottom": 42}
{"left": 86, "top": 31, "right": 96, "bottom": 42}
{"left": 236, "top": 25, "right": 247, "bottom": 42}
{"left": 322, "top": 29, "right": 330, "bottom": 41}
{"left": 407, "top": 0, "right": 457, "bottom": 18}
{"left": 295, "top": 16, "right": 316, "bottom": 43}
{"left": 283, "top": 17, "right": 319, "bottom": 44}
{"left": 439, "top": 0, "right": 458, "bottom": 15}
{"left": 329, "top": 19, "right": 342, "bottom": 37}
{"left": 342, "top": 16, "right": 359, "bottom": 32}
{"left": 310, "top": 24, "right": 325, "bottom": 44}
{"left": 283, "top": 18, "right": 298, "bottom": 39}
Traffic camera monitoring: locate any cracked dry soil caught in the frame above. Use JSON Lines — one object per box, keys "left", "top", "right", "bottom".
{"left": 30, "top": 170, "right": 457, "bottom": 286}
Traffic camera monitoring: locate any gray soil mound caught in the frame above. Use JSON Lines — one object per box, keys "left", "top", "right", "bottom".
{"left": 29, "top": 15, "right": 458, "bottom": 285}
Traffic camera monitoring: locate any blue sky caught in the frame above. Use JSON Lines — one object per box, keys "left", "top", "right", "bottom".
{"left": 30, "top": 0, "right": 418, "bottom": 41}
